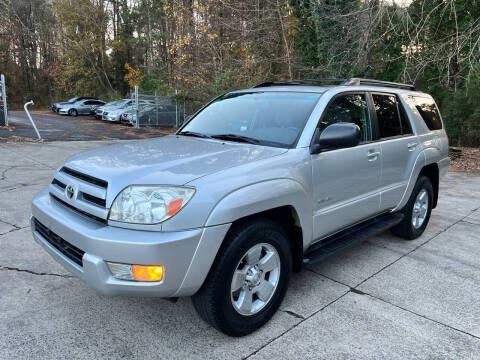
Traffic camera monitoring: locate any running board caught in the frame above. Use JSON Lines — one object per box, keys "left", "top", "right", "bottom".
{"left": 303, "top": 213, "right": 404, "bottom": 266}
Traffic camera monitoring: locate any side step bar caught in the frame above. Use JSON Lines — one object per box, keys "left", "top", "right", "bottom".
{"left": 303, "top": 213, "right": 404, "bottom": 266}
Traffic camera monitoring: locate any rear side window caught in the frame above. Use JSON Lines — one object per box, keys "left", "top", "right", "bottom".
{"left": 372, "top": 94, "right": 401, "bottom": 138}
{"left": 413, "top": 97, "right": 442, "bottom": 130}
{"left": 320, "top": 94, "right": 372, "bottom": 142}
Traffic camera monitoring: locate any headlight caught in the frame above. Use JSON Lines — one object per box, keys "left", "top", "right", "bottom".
{"left": 108, "top": 185, "right": 195, "bottom": 224}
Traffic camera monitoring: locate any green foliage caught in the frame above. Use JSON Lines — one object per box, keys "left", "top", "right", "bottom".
{"left": 1, "top": 0, "right": 478, "bottom": 146}
{"left": 441, "top": 72, "right": 480, "bottom": 146}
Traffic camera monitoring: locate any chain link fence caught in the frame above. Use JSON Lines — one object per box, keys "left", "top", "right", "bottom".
{"left": 129, "top": 89, "right": 188, "bottom": 129}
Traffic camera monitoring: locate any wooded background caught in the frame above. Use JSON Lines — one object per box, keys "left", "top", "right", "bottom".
{"left": 0, "top": 0, "right": 479, "bottom": 146}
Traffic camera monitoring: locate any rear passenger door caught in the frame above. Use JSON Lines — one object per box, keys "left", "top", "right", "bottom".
{"left": 76, "top": 100, "right": 91, "bottom": 114}
{"left": 370, "top": 93, "right": 420, "bottom": 210}
{"left": 311, "top": 93, "right": 381, "bottom": 240}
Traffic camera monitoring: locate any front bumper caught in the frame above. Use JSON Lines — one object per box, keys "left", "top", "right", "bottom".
{"left": 103, "top": 114, "right": 119, "bottom": 122}
{"left": 58, "top": 109, "right": 68, "bottom": 115}
{"left": 31, "top": 189, "right": 230, "bottom": 297}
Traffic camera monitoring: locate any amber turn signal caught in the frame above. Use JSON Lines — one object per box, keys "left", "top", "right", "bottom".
{"left": 131, "top": 265, "right": 164, "bottom": 282}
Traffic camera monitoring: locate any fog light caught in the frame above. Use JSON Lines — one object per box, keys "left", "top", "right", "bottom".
{"left": 131, "top": 265, "right": 164, "bottom": 282}
{"left": 107, "top": 262, "right": 164, "bottom": 282}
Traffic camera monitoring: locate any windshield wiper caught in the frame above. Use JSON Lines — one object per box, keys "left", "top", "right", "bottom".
{"left": 211, "top": 134, "right": 260, "bottom": 145}
{"left": 178, "top": 131, "right": 212, "bottom": 139}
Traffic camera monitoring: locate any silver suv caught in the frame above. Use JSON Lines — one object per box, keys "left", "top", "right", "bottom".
{"left": 31, "top": 78, "right": 449, "bottom": 336}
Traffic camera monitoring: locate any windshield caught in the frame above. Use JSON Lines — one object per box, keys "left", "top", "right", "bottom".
{"left": 106, "top": 100, "right": 129, "bottom": 107}
{"left": 141, "top": 104, "right": 155, "bottom": 111}
{"left": 179, "top": 92, "right": 320, "bottom": 148}
{"left": 67, "top": 97, "right": 79, "bottom": 102}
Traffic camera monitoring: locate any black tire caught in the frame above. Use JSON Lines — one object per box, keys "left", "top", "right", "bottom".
{"left": 391, "top": 175, "right": 433, "bottom": 240}
{"left": 192, "top": 218, "right": 292, "bottom": 337}
{"left": 68, "top": 109, "right": 78, "bottom": 117}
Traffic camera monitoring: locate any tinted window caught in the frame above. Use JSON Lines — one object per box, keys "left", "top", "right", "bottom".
{"left": 181, "top": 92, "right": 321, "bottom": 148}
{"left": 373, "top": 94, "right": 402, "bottom": 138}
{"left": 84, "top": 101, "right": 94, "bottom": 105}
{"left": 320, "top": 94, "right": 371, "bottom": 142}
{"left": 413, "top": 97, "right": 442, "bottom": 130}
{"left": 399, "top": 102, "right": 412, "bottom": 135}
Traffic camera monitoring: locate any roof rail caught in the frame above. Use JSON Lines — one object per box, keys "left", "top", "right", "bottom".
{"left": 252, "top": 79, "right": 347, "bottom": 88}
{"left": 252, "top": 78, "right": 416, "bottom": 91}
{"left": 344, "top": 78, "right": 416, "bottom": 91}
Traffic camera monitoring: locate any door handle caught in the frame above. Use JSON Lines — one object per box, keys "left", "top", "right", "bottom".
{"left": 407, "top": 142, "right": 418, "bottom": 151}
{"left": 367, "top": 151, "right": 380, "bottom": 161}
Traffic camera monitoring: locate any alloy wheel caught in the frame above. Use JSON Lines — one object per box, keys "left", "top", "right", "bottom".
{"left": 230, "top": 243, "right": 281, "bottom": 316}
{"left": 412, "top": 188, "right": 429, "bottom": 229}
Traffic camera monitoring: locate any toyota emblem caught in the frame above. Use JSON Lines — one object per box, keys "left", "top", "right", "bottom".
{"left": 65, "top": 185, "right": 75, "bottom": 200}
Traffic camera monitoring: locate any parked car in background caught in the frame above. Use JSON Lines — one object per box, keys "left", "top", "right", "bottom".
{"left": 138, "top": 104, "right": 183, "bottom": 128}
{"left": 58, "top": 99, "right": 106, "bottom": 117}
{"left": 103, "top": 100, "right": 152, "bottom": 122}
{"left": 51, "top": 96, "right": 100, "bottom": 113}
{"left": 95, "top": 99, "right": 135, "bottom": 120}
{"left": 121, "top": 104, "right": 182, "bottom": 127}
{"left": 120, "top": 103, "right": 152, "bottom": 125}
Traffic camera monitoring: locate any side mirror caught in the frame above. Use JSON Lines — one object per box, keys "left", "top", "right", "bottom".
{"left": 311, "top": 123, "right": 361, "bottom": 154}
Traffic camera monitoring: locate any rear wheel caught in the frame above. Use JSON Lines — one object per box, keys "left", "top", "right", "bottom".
{"left": 192, "top": 218, "right": 291, "bottom": 336}
{"left": 68, "top": 109, "right": 78, "bottom": 117}
{"left": 391, "top": 175, "right": 433, "bottom": 240}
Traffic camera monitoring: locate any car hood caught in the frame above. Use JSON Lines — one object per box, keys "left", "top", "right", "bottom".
{"left": 63, "top": 135, "right": 287, "bottom": 201}
{"left": 59, "top": 103, "right": 75, "bottom": 109}
{"left": 54, "top": 101, "right": 73, "bottom": 106}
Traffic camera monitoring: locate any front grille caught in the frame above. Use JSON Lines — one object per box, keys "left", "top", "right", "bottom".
{"left": 50, "top": 167, "right": 109, "bottom": 223}
{"left": 51, "top": 194, "right": 107, "bottom": 224}
{"left": 60, "top": 167, "right": 108, "bottom": 189}
{"left": 52, "top": 178, "right": 66, "bottom": 189}
{"left": 34, "top": 218, "right": 85, "bottom": 267}
{"left": 82, "top": 193, "right": 106, "bottom": 207}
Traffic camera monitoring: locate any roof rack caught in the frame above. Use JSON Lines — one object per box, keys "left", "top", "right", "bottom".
{"left": 252, "top": 78, "right": 416, "bottom": 91}
{"left": 252, "top": 79, "right": 347, "bottom": 88}
{"left": 345, "top": 78, "right": 416, "bottom": 91}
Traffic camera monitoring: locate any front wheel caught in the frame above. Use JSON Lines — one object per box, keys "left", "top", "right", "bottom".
{"left": 68, "top": 109, "right": 78, "bottom": 117}
{"left": 192, "top": 218, "right": 291, "bottom": 336}
{"left": 391, "top": 175, "right": 433, "bottom": 240}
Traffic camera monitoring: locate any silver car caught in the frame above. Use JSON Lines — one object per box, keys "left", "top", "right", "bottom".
{"left": 58, "top": 99, "right": 106, "bottom": 116}
{"left": 94, "top": 99, "right": 132, "bottom": 120}
{"left": 31, "top": 78, "right": 449, "bottom": 336}
{"left": 102, "top": 100, "right": 153, "bottom": 122}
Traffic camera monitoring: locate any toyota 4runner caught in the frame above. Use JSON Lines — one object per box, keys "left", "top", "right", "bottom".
{"left": 31, "top": 78, "right": 450, "bottom": 336}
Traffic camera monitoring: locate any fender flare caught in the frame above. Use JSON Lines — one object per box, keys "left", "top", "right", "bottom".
{"left": 204, "top": 179, "right": 313, "bottom": 246}
{"left": 174, "top": 179, "right": 313, "bottom": 296}
{"left": 392, "top": 150, "right": 426, "bottom": 212}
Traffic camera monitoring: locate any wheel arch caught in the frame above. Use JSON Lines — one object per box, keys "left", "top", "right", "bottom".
{"left": 419, "top": 163, "right": 439, "bottom": 208}
{"left": 226, "top": 206, "right": 304, "bottom": 272}
{"left": 204, "top": 179, "right": 312, "bottom": 272}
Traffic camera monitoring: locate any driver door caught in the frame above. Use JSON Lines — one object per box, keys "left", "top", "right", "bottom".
{"left": 311, "top": 93, "right": 381, "bottom": 240}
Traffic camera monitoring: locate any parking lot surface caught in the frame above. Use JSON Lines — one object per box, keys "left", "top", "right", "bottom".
{"left": 1, "top": 140, "right": 480, "bottom": 359}
{"left": 0, "top": 111, "right": 173, "bottom": 142}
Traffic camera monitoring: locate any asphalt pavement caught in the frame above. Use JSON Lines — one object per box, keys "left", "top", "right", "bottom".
{"left": 1, "top": 140, "right": 480, "bottom": 359}
{"left": 0, "top": 110, "right": 173, "bottom": 141}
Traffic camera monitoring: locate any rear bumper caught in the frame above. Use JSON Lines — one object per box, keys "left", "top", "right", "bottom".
{"left": 31, "top": 189, "right": 230, "bottom": 297}
{"left": 438, "top": 157, "right": 450, "bottom": 178}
